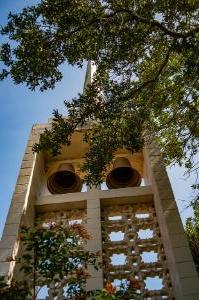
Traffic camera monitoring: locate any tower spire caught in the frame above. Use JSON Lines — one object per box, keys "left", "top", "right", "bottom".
{"left": 83, "top": 61, "right": 96, "bottom": 94}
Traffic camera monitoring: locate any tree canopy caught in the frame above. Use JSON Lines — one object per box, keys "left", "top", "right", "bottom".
{"left": 185, "top": 203, "right": 199, "bottom": 274}
{"left": 0, "top": 0, "right": 199, "bottom": 186}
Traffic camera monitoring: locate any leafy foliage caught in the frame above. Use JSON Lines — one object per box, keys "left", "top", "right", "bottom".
{"left": 0, "top": 0, "right": 199, "bottom": 186}
{"left": 0, "top": 276, "right": 29, "bottom": 300}
{"left": 19, "top": 223, "right": 99, "bottom": 299}
{"left": 0, "top": 223, "right": 99, "bottom": 299}
{"left": 91, "top": 281, "right": 142, "bottom": 299}
{"left": 185, "top": 203, "right": 199, "bottom": 274}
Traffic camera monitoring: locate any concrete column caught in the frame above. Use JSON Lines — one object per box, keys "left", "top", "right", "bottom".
{"left": 86, "top": 188, "right": 103, "bottom": 291}
{"left": 144, "top": 144, "right": 199, "bottom": 300}
{"left": 0, "top": 125, "right": 45, "bottom": 279}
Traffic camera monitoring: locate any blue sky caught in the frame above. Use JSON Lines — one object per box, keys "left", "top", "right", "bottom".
{"left": 0, "top": 0, "right": 195, "bottom": 237}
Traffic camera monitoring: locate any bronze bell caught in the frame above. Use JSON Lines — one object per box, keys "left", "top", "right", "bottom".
{"left": 106, "top": 157, "right": 141, "bottom": 189}
{"left": 47, "top": 163, "right": 82, "bottom": 194}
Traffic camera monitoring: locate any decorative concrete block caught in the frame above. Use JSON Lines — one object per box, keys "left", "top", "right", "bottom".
{"left": 86, "top": 228, "right": 102, "bottom": 241}
{"left": 181, "top": 277, "right": 199, "bottom": 295}
{"left": 176, "top": 261, "right": 198, "bottom": 278}
{"left": 164, "top": 208, "right": 182, "bottom": 222}
{"left": 24, "top": 147, "right": 34, "bottom": 155}
{"left": 87, "top": 265, "right": 102, "bottom": 278}
{"left": 15, "top": 184, "right": 27, "bottom": 193}
{"left": 27, "top": 139, "right": 38, "bottom": 146}
{"left": 19, "top": 168, "right": 32, "bottom": 176}
{"left": 22, "top": 153, "right": 35, "bottom": 161}
{"left": 86, "top": 239, "right": 102, "bottom": 252}
{"left": 86, "top": 217, "right": 101, "bottom": 228}
{"left": 183, "top": 295, "right": 199, "bottom": 300}
{"left": 157, "top": 196, "right": 178, "bottom": 212}
{"left": 0, "top": 248, "right": 13, "bottom": 262}
{"left": 11, "top": 193, "right": 26, "bottom": 204}
{"left": 173, "top": 246, "right": 194, "bottom": 263}
{"left": 3, "top": 224, "right": 19, "bottom": 236}
{"left": 87, "top": 208, "right": 101, "bottom": 219}
{"left": 6, "top": 212, "right": 22, "bottom": 225}
{"left": 0, "top": 236, "right": 16, "bottom": 250}
{"left": 17, "top": 175, "right": 30, "bottom": 185}
{"left": 169, "top": 233, "right": 190, "bottom": 248}
{"left": 166, "top": 219, "right": 185, "bottom": 235}
{"left": 9, "top": 201, "right": 24, "bottom": 213}
{"left": 86, "top": 276, "right": 103, "bottom": 291}
{"left": 0, "top": 262, "right": 10, "bottom": 276}
{"left": 21, "top": 160, "right": 34, "bottom": 169}
{"left": 87, "top": 198, "right": 100, "bottom": 209}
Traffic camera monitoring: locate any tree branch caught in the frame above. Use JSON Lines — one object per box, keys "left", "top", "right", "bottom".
{"left": 122, "top": 44, "right": 173, "bottom": 100}
{"left": 112, "top": 8, "right": 199, "bottom": 38}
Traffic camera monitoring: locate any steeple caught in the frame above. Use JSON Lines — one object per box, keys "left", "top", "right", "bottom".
{"left": 83, "top": 61, "right": 96, "bottom": 94}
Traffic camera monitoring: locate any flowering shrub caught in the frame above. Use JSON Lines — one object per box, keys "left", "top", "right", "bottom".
{"left": 91, "top": 281, "right": 143, "bottom": 300}
{"left": 0, "top": 223, "right": 99, "bottom": 300}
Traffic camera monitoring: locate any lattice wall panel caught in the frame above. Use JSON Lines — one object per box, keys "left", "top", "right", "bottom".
{"left": 34, "top": 208, "right": 87, "bottom": 300}
{"left": 101, "top": 202, "right": 173, "bottom": 299}
{"left": 35, "top": 208, "right": 86, "bottom": 227}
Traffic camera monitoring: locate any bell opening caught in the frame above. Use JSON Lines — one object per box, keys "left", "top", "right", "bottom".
{"left": 106, "top": 158, "right": 141, "bottom": 189}
{"left": 111, "top": 167, "right": 134, "bottom": 184}
{"left": 47, "top": 168, "right": 82, "bottom": 194}
{"left": 53, "top": 171, "right": 76, "bottom": 189}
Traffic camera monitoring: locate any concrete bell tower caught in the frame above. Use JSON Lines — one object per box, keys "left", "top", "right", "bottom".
{"left": 0, "top": 64, "right": 199, "bottom": 299}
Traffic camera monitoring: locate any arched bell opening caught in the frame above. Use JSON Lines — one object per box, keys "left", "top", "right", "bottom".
{"left": 47, "top": 163, "right": 82, "bottom": 194}
{"left": 106, "top": 157, "right": 141, "bottom": 189}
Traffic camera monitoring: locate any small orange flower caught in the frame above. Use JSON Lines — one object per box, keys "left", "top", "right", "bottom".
{"left": 105, "top": 282, "right": 117, "bottom": 294}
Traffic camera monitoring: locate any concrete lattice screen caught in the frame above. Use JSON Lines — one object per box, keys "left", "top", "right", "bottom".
{"left": 35, "top": 201, "right": 173, "bottom": 299}
{"left": 101, "top": 202, "right": 173, "bottom": 298}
